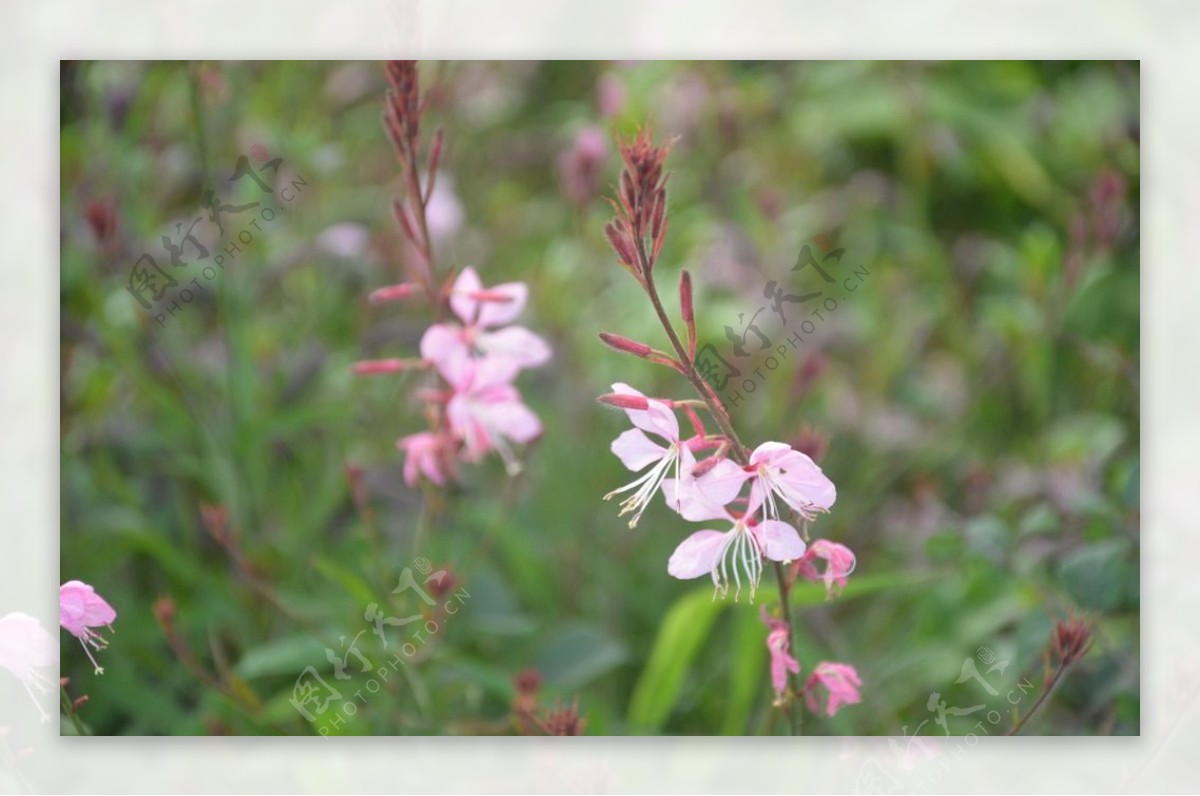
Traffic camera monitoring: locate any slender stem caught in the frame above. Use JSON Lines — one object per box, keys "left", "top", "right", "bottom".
{"left": 60, "top": 685, "right": 88, "bottom": 735}
{"left": 1006, "top": 661, "right": 1069, "bottom": 736}
{"left": 637, "top": 241, "right": 804, "bottom": 734}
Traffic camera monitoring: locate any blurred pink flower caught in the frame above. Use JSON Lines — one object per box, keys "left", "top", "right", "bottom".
{"left": 421, "top": 267, "right": 551, "bottom": 371}
{"left": 438, "top": 350, "right": 542, "bottom": 474}
{"left": 0, "top": 612, "right": 55, "bottom": 721}
{"left": 604, "top": 383, "right": 689, "bottom": 528}
{"left": 397, "top": 431, "right": 450, "bottom": 487}
{"left": 317, "top": 222, "right": 371, "bottom": 258}
{"left": 558, "top": 125, "right": 609, "bottom": 207}
{"left": 794, "top": 539, "right": 857, "bottom": 598}
{"left": 805, "top": 661, "right": 862, "bottom": 717}
{"left": 425, "top": 173, "right": 464, "bottom": 241}
{"left": 59, "top": 580, "right": 117, "bottom": 675}
{"left": 761, "top": 609, "right": 800, "bottom": 705}
{"left": 745, "top": 441, "right": 837, "bottom": 523}
{"left": 596, "top": 72, "right": 626, "bottom": 119}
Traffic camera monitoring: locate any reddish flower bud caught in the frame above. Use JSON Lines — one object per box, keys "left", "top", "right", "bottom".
{"left": 598, "top": 392, "right": 651, "bottom": 411}
{"left": 1052, "top": 616, "right": 1093, "bottom": 668}
{"left": 84, "top": 199, "right": 119, "bottom": 242}
{"left": 369, "top": 283, "right": 417, "bottom": 303}
{"left": 679, "top": 269, "right": 696, "bottom": 359}
{"left": 513, "top": 668, "right": 542, "bottom": 696}
{"left": 539, "top": 699, "right": 586, "bottom": 736}
{"left": 598, "top": 332, "right": 652, "bottom": 358}
{"left": 153, "top": 596, "right": 176, "bottom": 634}
{"left": 352, "top": 359, "right": 407, "bottom": 375}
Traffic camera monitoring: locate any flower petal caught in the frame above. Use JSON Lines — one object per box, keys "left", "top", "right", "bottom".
{"left": 667, "top": 530, "right": 731, "bottom": 580}
{"left": 420, "top": 323, "right": 468, "bottom": 367}
{"left": 749, "top": 440, "right": 793, "bottom": 467}
{"left": 448, "top": 266, "right": 484, "bottom": 324}
{"left": 476, "top": 325, "right": 552, "bottom": 368}
{"left": 611, "top": 428, "right": 668, "bottom": 472}
{"left": 475, "top": 281, "right": 528, "bottom": 328}
{"left": 776, "top": 451, "right": 837, "bottom": 510}
{"left": 753, "top": 520, "right": 807, "bottom": 563}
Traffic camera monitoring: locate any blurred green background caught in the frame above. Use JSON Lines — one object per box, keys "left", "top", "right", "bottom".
{"left": 59, "top": 61, "right": 1139, "bottom": 736}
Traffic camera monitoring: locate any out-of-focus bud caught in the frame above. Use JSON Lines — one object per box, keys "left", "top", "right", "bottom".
{"left": 793, "top": 352, "right": 828, "bottom": 396}
{"left": 84, "top": 199, "right": 119, "bottom": 244}
{"left": 791, "top": 423, "right": 829, "bottom": 463}
{"left": 153, "top": 596, "right": 177, "bottom": 635}
{"left": 1052, "top": 616, "right": 1093, "bottom": 669}
{"left": 369, "top": 283, "right": 417, "bottom": 303}
{"left": 540, "top": 699, "right": 586, "bottom": 736}
{"left": 352, "top": 359, "right": 426, "bottom": 375}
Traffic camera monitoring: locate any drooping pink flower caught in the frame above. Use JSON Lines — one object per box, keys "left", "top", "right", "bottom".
{"left": 0, "top": 612, "right": 56, "bottom": 721}
{"left": 59, "top": 580, "right": 117, "bottom": 675}
{"left": 760, "top": 609, "right": 800, "bottom": 705}
{"left": 794, "top": 539, "right": 857, "bottom": 599}
{"left": 804, "top": 661, "right": 862, "bottom": 717}
{"left": 744, "top": 441, "right": 837, "bottom": 523}
{"left": 438, "top": 350, "right": 542, "bottom": 475}
{"left": 397, "top": 430, "right": 450, "bottom": 487}
{"left": 604, "top": 383, "right": 691, "bottom": 528}
{"left": 420, "top": 266, "right": 551, "bottom": 371}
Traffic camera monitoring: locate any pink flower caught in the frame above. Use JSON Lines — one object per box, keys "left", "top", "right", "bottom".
{"left": 662, "top": 455, "right": 748, "bottom": 522}
{"left": 666, "top": 486, "right": 806, "bottom": 599}
{"left": 59, "top": 580, "right": 117, "bottom": 675}
{"left": 0, "top": 612, "right": 56, "bottom": 721}
{"left": 795, "top": 539, "right": 857, "bottom": 598}
{"left": 804, "top": 661, "right": 862, "bottom": 717}
{"left": 421, "top": 267, "right": 551, "bottom": 371}
{"left": 397, "top": 431, "right": 450, "bottom": 487}
{"left": 744, "top": 441, "right": 837, "bottom": 523}
{"left": 438, "top": 350, "right": 542, "bottom": 475}
{"left": 604, "top": 383, "right": 689, "bottom": 528}
{"left": 761, "top": 609, "right": 799, "bottom": 705}
{"left": 558, "top": 125, "right": 608, "bottom": 207}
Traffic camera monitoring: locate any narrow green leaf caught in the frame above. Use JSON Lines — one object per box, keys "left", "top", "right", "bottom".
{"left": 627, "top": 588, "right": 726, "bottom": 732}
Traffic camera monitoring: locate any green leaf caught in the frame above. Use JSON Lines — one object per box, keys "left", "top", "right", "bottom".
{"left": 536, "top": 622, "right": 629, "bottom": 691}
{"left": 627, "top": 588, "right": 727, "bottom": 732}
{"left": 722, "top": 605, "right": 767, "bottom": 735}
{"left": 1059, "top": 540, "right": 1133, "bottom": 613}
{"left": 235, "top": 634, "right": 329, "bottom": 680}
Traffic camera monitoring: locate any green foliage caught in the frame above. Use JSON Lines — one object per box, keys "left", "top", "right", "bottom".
{"left": 59, "top": 60, "right": 1139, "bottom": 736}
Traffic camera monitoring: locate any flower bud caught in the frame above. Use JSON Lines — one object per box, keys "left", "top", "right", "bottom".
{"left": 598, "top": 332, "right": 652, "bottom": 358}
{"left": 1052, "top": 616, "right": 1093, "bottom": 668}
{"left": 598, "top": 393, "right": 651, "bottom": 411}
{"left": 352, "top": 359, "right": 407, "bottom": 375}
{"left": 369, "top": 284, "right": 417, "bottom": 303}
